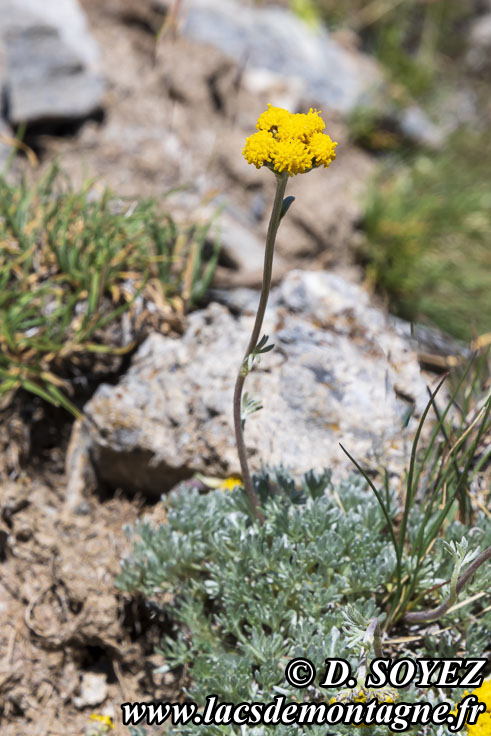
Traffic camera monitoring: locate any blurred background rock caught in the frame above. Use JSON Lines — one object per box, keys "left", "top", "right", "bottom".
{"left": 1, "top": 0, "right": 490, "bottom": 341}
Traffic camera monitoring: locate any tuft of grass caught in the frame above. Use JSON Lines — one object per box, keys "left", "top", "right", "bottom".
{"left": 360, "top": 129, "right": 491, "bottom": 341}
{"left": 303, "top": 0, "right": 472, "bottom": 99}
{"left": 343, "top": 354, "right": 490, "bottom": 626}
{"left": 0, "top": 164, "right": 220, "bottom": 414}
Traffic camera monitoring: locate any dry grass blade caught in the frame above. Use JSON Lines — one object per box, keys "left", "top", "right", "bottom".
{"left": 0, "top": 164, "right": 219, "bottom": 417}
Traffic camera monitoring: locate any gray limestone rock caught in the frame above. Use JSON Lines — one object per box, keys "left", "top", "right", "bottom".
{"left": 66, "top": 270, "right": 432, "bottom": 505}
{"left": 180, "top": 0, "right": 385, "bottom": 116}
{"left": 212, "top": 212, "right": 289, "bottom": 288}
{"left": 399, "top": 106, "right": 445, "bottom": 150}
{"left": 0, "top": 120, "right": 12, "bottom": 170}
{"left": 177, "top": 0, "right": 446, "bottom": 149}
{"left": 467, "top": 13, "right": 491, "bottom": 73}
{"left": 0, "top": 0, "right": 105, "bottom": 127}
{"left": 7, "top": 0, "right": 100, "bottom": 65}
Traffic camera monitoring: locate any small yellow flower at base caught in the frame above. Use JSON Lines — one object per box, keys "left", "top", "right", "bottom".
{"left": 330, "top": 685, "right": 398, "bottom": 728}
{"left": 466, "top": 711, "right": 491, "bottom": 736}
{"left": 243, "top": 103, "right": 337, "bottom": 176}
{"left": 89, "top": 714, "right": 114, "bottom": 732}
{"left": 220, "top": 475, "right": 243, "bottom": 491}
{"left": 452, "top": 677, "right": 491, "bottom": 735}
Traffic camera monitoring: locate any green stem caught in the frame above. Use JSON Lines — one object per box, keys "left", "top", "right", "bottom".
{"left": 357, "top": 618, "right": 383, "bottom": 684}
{"left": 403, "top": 545, "right": 491, "bottom": 624}
{"left": 233, "top": 172, "right": 289, "bottom": 523}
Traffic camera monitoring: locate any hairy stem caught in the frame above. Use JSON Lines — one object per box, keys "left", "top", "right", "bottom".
{"left": 403, "top": 545, "right": 491, "bottom": 624}
{"left": 233, "top": 172, "right": 289, "bottom": 523}
{"left": 358, "top": 618, "right": 383, "bottom": 683}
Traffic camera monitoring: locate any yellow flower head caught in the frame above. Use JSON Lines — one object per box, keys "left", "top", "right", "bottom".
{"left": 243, "top": 103, "right": 337, "bottom": 176}
{"left": 243, "top": 129, "right": 278, "bottom": 169}
{"left": 332, "top": 684, "right": 398, "bottom": 705}
{"left": 274, "top": 138, "right": 314, "bottom": 176}
{"left": 453, "top": 677, "right": 491, "bottom": 735}
{"left": 256, "top": 105, "right": 291, "bottom": 135}
{"left": 284, "top": 109, "right": 327, "bottom": 141}
{"left": 330, "top": 685, "right": 398, "bottom": 728}
{"left": 308, "top": 131, "right": 337, "bottom": 168}
{"left": 89, "top": 714, "right": 114, "bottom": 731}
{"left": 220, "top": 475, "right": 242, "bottom": 491}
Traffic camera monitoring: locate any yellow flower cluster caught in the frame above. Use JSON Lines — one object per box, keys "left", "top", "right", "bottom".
{"left": 243, "top": 104, "right": 337, "bottom": 176}
{"left": 330, "top": 684, "right": 398, "bottom": 728}
{"left": 89, "top": 714, "right": 114, "bottom": 732}
{"left": 220, "top": 475, "right": 242, "bottom": 491}
{"left": 332, "top": 684, "right": 398, "bottom": 706}
{"left": 455, "top": 678, "right": 491, "bottom": 735}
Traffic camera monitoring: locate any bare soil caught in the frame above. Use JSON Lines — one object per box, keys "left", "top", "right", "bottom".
{"left": 0, "top": 456, "right": 181, "bottom": 734}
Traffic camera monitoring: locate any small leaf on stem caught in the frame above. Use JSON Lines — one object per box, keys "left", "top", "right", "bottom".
{"left": 280, "top": 196, "right": 295, "bottom": 220}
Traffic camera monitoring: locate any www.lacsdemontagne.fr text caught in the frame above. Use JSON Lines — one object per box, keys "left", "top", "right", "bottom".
{"left": 121, "top": 693, "right": 485, "bottom": 732}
